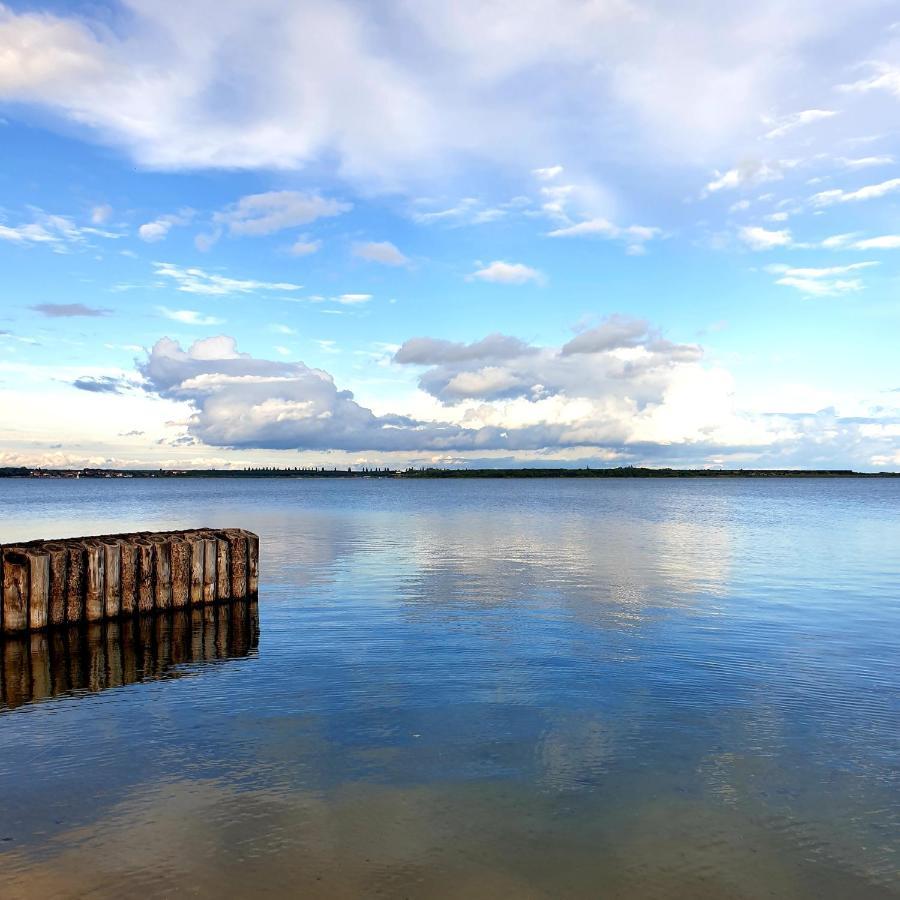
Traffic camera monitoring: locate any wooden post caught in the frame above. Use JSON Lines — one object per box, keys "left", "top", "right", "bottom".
{"left": 65, "top": 543, "right": 85, "bottom": 624}
{"left": 188, "top": 533, "right": 204, "bottom": 605}
{"left": 2, "top": 549, "right": 29, "bottom": 634}
{"left": 226, "top": 530, "right": 248, "bottom": 599}
{"left": 120, "top": 541, "right": 138, "bottom": 616}
{"left": 152, "top": 537, "right": 172, "bottom": 610}
{"left": 26, "top": 548, "right": 51, "bottom": 631}
{"left": 83, "top": 540, "right": 105, "bottom": 623}
{"left": 216, "top": 535, "right": 231, "bottom": 601}
{"left": 102, "top": 540, "right": 121, "bottom": 619}
{"left": 136, "top": 540, "right": 155, "bottom": 614}
{"left": 202, "top": 535, "right": 217, "bottom": 603}
{"left": 246, "top": 531, "right": 259, "bottom": 595}
{"left": 170, "top": 538, "right": 190, "bottom": 609}
{"left": 44, "top": 543, "right": 68, "bottom": 627}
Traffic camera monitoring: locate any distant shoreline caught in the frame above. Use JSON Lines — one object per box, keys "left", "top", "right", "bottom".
{"left": 2, "top": 466, "right": 898, "bottom": 479}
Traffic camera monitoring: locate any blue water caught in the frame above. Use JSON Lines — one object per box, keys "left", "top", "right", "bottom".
{"left": 0, "top": 478, "right": 898, "bottom": 898}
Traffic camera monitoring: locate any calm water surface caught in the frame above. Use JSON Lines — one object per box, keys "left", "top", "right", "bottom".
{"left": 0, "top": 478, "right": 897, "bottom": 898}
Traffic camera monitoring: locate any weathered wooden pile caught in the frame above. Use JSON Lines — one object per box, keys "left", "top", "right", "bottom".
{"left": 0, "top": 528, "right": 259, "bottom": 634}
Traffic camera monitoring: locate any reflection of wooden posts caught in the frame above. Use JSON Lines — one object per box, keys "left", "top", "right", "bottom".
{"left": 1, "top": 599, "right": 259, "bottom": 709}
{"left": 0, "top": 528, "right": 258, "bottom": 632}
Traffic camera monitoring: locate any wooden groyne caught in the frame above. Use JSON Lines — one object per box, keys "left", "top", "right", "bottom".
{"left": 1, "top": 601, "right": 259, "bottom": 710}
{"left": 0, "top": 528, "right": 259, "bottom": 634}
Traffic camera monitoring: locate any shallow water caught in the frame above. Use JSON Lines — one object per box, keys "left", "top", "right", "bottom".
{"left": 0, "top": 478, "right": 898, "bottom": 898}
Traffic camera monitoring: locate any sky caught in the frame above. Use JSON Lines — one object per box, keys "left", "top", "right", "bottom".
{"left": 0, "top": 0, "right": 899, "bottom": 471}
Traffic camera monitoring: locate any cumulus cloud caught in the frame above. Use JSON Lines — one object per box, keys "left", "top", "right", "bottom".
{"left": 352, "top": 240, "right": 409, "bottom": 266}
{"left": 131, "top": 327, "right": 899, "bottom": 467}
{"left": 138, "top": 335, "right": 487, "bottom": 452}
{"left": 30, "top": 302, "right": 111, "bottom": 317}
{"left": 469, "top": 261, "right": 544, "bottom": 285}
{"left": 153, "top": 262, "right": 302, "bottom": 295}
{"left": 394, "top": 315, "right": 703, "bottom": 406}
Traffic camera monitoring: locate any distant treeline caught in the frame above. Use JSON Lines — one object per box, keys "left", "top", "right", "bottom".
{"left": 2, "top": 466, "right": 897, "bottom": 479}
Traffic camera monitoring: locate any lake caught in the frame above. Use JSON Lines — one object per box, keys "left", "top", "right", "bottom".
{"left": 0, "top": 478, "right": 897, "bottom": 898}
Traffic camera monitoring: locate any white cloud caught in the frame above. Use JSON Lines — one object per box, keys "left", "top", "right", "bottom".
{"left": 352, "top": 240, "right": 409, "bottom": 266}
{"left": 836, "top": 155, "right": 894, "bottom": 169}
{"left": 851, "top": 234, "right": 900, "bottom": 249}
{"left": 213, "top": 191, "right": 350, "bottom": 236}
{"left": 704, "top": 160, "right": 792, "bottom": 194}
{"left": 0, "top": 210, "right": 117, "bottom": 251}
{"left": 270, "top": 323, "right": 297, "bottom": 334}
{"left": 533, "top": 165, "right": 563, "bottom": 180}
{"left": 547, "top": 217, "right": 660, "bottom": 253}
{"left": 765, "top": 262, "right": 877, "bottom": 296}
{"left": 411, "top": 197, "right": 508, "bottom": 226}
{"left": 839, "top": 62, "right": 900, "bottom": 98}
{"left": 774, "top": 276, "right": 864, "bottom": 296}
{"left": 289, "top": 237, "right": 322, "bottom": 256}
{"left": 0, "top": 1, "right": 879, "bottom": 184}
{"left": 764, "top": 108, "right": 837, "bottom": 139}
{"left": 138, "top": 209, "right": 194, "bottom": 242}
{"left": 332, "top": 293, "right": 372, "bottom": 305}
{"left": 153, "top": 262, "right": 302, "bottom": 295}
{"left": 811, "top": 177, "right": 900, "bottom": 205}
{"left": 738, "top": 225, "right": 793, "bottom": 250}
{"left": 470, "top": 261, "right": 545, "bottom": 285}
{"left": 91, "top": 204, "right": 112, "bottom": 224}
{"left": 157, "top": 306, "right": 224, "bottom": 325}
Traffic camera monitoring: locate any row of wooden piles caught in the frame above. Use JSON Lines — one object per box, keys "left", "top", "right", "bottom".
{"left": 1, "top": 601, "right": 258, "bottom": 710}
{"left": 0, "top": 528, "right": 259, "bottom": 634}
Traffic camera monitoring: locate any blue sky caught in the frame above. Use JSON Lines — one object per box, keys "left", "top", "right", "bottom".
{"left": 1, "top": 0, "right": 899, "bottom": 470}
